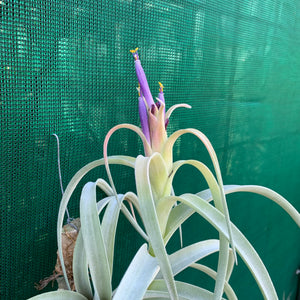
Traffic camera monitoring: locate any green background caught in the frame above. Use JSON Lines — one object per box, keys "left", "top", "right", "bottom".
{"left": 1, "top": 0, "right": 300, "bottom": 299}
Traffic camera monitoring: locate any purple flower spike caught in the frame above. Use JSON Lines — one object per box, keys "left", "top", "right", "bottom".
{"left": 138, "top": 94, "right": 151, "bottom": 143}
{"left": 130, "top": 48, "right": 154, "bottom": 108}
{"left": 131, "top": 49, "right": 170, "bottom": 153}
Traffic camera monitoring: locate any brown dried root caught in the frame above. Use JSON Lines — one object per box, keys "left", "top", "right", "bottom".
{"left": 35, "top": 218, "right": 81, "bottom": 291}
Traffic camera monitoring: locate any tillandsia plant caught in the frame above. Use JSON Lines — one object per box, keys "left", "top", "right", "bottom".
{"left": 29, "top": 48, "right": 300, "bottom": 300}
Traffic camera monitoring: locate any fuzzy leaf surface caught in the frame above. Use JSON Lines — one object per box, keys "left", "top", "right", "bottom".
{"left": 28, "top": 290, "right": 88, "bottom": 300}
{"left": 80, "top": 182, "right": 111, "bottom": 299}
{"left": 113, "top": 244, "right": 159, "bottom": 300}
{"left": 57, "top": 156, "right": 135, "bottom": 289}
{"left": 155, "top": 239, "right": 219, "bottom": 278}
{"left": 135, "top": 154, "right": 178, "bottom": 300}
{"left": 177, "top": 193, "right": 278, "bottom": 300}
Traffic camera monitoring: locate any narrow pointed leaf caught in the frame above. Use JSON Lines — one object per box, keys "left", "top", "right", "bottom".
{"left": 213, "top": 236, "right": 229, "bottom": 300}
{"left": 95, "top": 178, "right": 114, "bottom": 196}
{"left": 155, "top": 195, "right": 177, "bottom": 236}
{"left": 120, "top": 202, "right": 149, "bottom": 241}
{"left": 101, "top": 195, "right": 122, "bottom": 274}
{"left": 156, "top": 240, "right": 219, "bottom": 279}
{"left": 190, "top": 263, "right": 237, "bottom": 300}
{"left": 219, "top": 185, "right": 300, "bottom": 227}
{"left": 123, "top": 191, "right": 142, "bottom": 217}
{"left": 80, "top": 182, "right": 111, "bottom": 299}
{"left": 57, "top": 156, "right": 135, "bottom": 289}
{"left": 164, "top": 202, "right": 194, "bottom": 244}
{"left": 135, "top": 154, "right": 178, "bottom": 300}
{"left": 103, "top": 124, "right": 152, "bottom": 199}
{"left": 27, "top": 290, "right": 88, "bottom": 300}
{"left": 165, "top": 103, "right": 191, "bottom": 120}
{"left": 73, "top": 196, "right": 114, "bottom": 298}
{"left": 73, "top": 231, "right": 93, "bottom": 300}
{"left": 167, "top": 159, "right": 231, "bottom": 299}
{"left": 177, "top": 193, "right": 278, "bottom": 300}
{"left": 146, "top": 280, "right": 220, "bottom": 300}
{"left": 113, "top": 244, "right": 159, "bottom": 300}
{"left": 163, "top": 129, "right": 236, "bottom": 260}
{"left": 226, "top": 249, "right": 235, "bottom": 281}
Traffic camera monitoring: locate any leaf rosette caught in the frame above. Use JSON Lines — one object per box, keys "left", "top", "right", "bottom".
{"left": 29, "top": 49, "right": 300, "bottom": 300}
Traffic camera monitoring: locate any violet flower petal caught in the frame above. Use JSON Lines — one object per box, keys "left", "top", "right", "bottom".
{"left": 131, "top": 48, "right": 155, "bottom": 108}
{"left": 138, "top": 96, "right": 151, "bottom": 143}
{"left": 135, "top": 60, "right": 154, "bottom": 107}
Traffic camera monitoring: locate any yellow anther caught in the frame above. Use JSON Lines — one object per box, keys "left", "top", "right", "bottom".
{"left": 136, "top": 86, "right": 141, "bottom": 97}
{"left": 158, "top": 82, "right": 164, "bottom": 92}
{"left": 130, "top": 47, "right": 139, "bottom": 53}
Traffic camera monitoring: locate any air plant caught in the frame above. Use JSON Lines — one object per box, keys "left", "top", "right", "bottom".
{"left": 29, "top": 48, "right": 300, "bottom": 300}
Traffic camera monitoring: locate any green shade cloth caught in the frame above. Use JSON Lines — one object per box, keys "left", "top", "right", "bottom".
{"left": 1, "top": 0, "right": 300, "bottom": 299}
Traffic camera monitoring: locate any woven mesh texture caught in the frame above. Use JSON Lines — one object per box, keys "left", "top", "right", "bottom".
{"left": 1, "top": 0, "right": 300, "bottom": 299}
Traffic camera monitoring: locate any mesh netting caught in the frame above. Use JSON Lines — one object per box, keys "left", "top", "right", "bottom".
{"left": 1, "top": 0, "right": 300, "bottom": 299}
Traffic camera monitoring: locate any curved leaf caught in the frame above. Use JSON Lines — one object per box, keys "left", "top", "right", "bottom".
{"left": 164, "top": 202, "right": 194, "bottom": 244}
{"left": 57, "top": 156, "right": 135, "bottom": 289}
{"left": 73, "top": 231, "right": 93, "bottom": 300}
{"left": 28, "top": 290, "right": 88, "bottom": 300}
{"left": 113, "top": 244, "right": 159, "bottom": 300}
{"left": 103, "top": 124, "right": 152, "bottom": 200}
{"left": 226, "top": 249, "right": 235, "bottom": 281}
{"left": 95, "top": 178, "right": 114, "bottom": 196}
{"left": 145, "top": 280, "right": 221, "bottom": 300}
{"left": 177, "top": 193, "right": 278, "bottom": 300}
{"left": 190, "top": 263, "right": 237, "bottom": 300}
{"left": 120, "top": 202, "right": 149, "bottom": 241}
{"left": 155, "top": 195, "right": 176, "bottom": 236}
{"left": 156, "top": 240, "right": 219, "bottom": 279}
{"left": 101, "top": 195, "right": 122, "bottom": 274}
{"left": 123, "top": 191, "right": 141, "bottom": 217}
{"left": 102, "top": 192, "right": 148, "bottom": 272}
{"left": 135, "top": 154, "right": 178, "bottom": 300}
{"left": 73, "top": 195, "right": 123, "bottom": 298}
{"left": 166, "top": 159, "right": 231, "bottom": 299}
{"left": 80, "top": 182, "right": 111, "bottom": 299}
{"left": 165, "top": 103, "right": 191, "bottom": 121}
{"left": 163, "top": 129, "right": 236, "bottom": 261}
{"left": 197, "top": 185, "right": 300, "bottom": 227}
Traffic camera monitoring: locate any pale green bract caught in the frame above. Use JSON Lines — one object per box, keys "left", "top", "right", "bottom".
{"left": 29, "top": 54, "right": 300, "bottom": 300}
